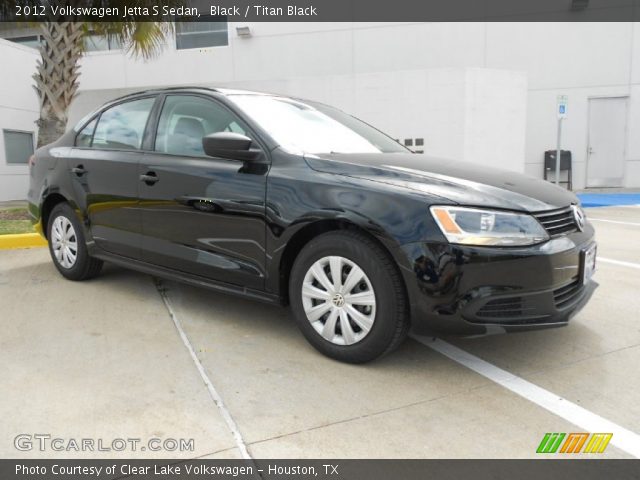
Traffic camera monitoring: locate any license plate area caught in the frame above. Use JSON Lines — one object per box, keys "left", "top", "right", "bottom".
{"left": 581, "top": 243, "right": 597, "bottom": 285}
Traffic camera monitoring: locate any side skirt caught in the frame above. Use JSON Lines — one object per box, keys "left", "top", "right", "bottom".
{"left": 92, "top": 251, "right": 284, "bottom": 306}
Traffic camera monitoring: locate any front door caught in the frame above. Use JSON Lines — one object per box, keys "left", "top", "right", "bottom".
{"left": 138, "top": 94, "right": 268, "bottom": 290}
{"left": 587, "top": 97, "right": 627, "bottom": 187}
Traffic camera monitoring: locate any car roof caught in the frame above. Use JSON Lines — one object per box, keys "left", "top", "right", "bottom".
{"left": 110, "top": 86, "right": 269, "bottom": 103}
{"left": 100, "top": 86, "right": 336, "bottom": 115}
{"left": 75, "top": 86, "right": 324, "bottom": 132}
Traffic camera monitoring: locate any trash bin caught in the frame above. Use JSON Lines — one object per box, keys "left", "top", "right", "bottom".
{"left": 543, "top": 150, "right": 572, "bottom": 190}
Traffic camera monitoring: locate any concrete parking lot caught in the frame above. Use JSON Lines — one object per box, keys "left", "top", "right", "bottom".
{"left": 1, "top": 206, "right": 639, "bottom": 459}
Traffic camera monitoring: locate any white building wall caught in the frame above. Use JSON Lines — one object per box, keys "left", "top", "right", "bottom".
{"left": 625, "top": 85, "right": 640, "bottom": 187}
{"left": 225, "top": 68, "right": 527, "bottom": 171}
{"left": 3, "top": 22, "right": 640, "bottom": 200}
{"left": 484, "top": 23, "right": 636, "bottom": 188}
{"left": 0, "top": 40, "right": 39, "bottom": 201}
{"left": 463, "top": 68, "right": 527, "bottom": 173}
{"left": 71, "top": 22, "right": 640, "bottom": 189}
{"left": 70, "top": 67, "right": 528, "bottom": 173}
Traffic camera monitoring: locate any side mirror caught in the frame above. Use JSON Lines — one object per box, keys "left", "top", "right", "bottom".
{"left": 202, "top": 132, "right": 261, "bottom": 161}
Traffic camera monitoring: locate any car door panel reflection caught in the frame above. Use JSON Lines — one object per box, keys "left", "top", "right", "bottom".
{"left": 69, "top": 148, "right": 142, "bottom": 259}
{"left": 139, "top": 156, "right": 267, "bottom": 289}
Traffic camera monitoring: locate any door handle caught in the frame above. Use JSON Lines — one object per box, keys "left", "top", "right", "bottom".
{"left": 71, "top": 165, "right": 86, "bottom": 176}
{"left": 588, "top": 146, "right": 594, "bottom": 155}
{"left": 140, "top": 172, "right": 159, "bottom": 185}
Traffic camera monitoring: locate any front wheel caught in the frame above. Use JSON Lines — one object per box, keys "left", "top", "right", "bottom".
{"left": 47, "top": 203, "right": 103, "bottom": 281}
{"left": 289, "top": 231, "right": 409, "bottom": 363}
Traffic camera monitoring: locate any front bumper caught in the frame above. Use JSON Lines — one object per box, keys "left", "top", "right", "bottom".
{"left": 397, "top": 223, "right": 598, "bottom": 336}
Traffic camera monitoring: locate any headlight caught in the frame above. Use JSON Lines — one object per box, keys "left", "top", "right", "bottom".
{"left": 430, "top": 206, "right": 549, "bottom": 246}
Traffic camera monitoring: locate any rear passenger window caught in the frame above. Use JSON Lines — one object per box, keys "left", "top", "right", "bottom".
{"left": 155, "top": 95, "right": 248, "bottom": 157}
{"left": 75, "top": 118, "right": 97, "bottom": 147}
{"left": 92, "top": 97, "right": 155, "bottom": 150}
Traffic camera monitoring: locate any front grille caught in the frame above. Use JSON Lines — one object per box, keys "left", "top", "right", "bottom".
{"left": 477, "top": 297, "right": 526, "bottom": 318}
{"left": 475, "top": 296, "right": 548, "bottom": 324}
{"left": 553, "top": 277, "right": 584, "bottom": 309}
{"left": 468, "top": 275, "right": 587, "bottom": 325}
{"left": 533, "top": 206, "right": 578, "bottom": 236}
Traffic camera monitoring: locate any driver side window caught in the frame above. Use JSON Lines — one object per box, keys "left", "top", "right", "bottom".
{"left": 155, "top": 95, "right": 248, "bottom": 157}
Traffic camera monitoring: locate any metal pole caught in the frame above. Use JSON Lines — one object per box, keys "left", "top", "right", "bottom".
{"left": 555, "top": 117, "right": 563, "bottom": 186}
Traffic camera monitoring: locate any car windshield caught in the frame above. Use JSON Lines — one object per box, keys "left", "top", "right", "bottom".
{"left": 228, "top": 94, "right": 408, "bottom": 154}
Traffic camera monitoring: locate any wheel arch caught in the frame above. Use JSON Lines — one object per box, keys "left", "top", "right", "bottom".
{"left": 277, "top": 217, "right": 409, "bottom": 306}
{"left": 40, "top": 193, "right": 69, "bottom": 239}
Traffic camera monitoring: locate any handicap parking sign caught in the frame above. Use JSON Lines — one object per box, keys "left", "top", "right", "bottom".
{"left": 557, "top": 95, "right": 568, "bottom": 118}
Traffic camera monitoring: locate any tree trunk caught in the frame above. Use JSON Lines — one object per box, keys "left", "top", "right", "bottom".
{"left": 33, "top": 22, "right": 84, "bottom": 148}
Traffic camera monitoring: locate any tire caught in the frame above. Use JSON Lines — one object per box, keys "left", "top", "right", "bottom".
{"left": 47, "top": 202, "right": 103, "bottom": 281}
{"left": 289, "top": 230, "right": 409, "bottom": 363}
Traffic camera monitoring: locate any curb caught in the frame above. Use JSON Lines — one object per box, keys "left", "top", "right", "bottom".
{"left": 0, "top": 233, "right": 47, "bottom": 250}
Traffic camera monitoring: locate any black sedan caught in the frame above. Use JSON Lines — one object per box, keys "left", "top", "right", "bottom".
{"left": 28, "top": 87, "right": 597, "bottom": 363}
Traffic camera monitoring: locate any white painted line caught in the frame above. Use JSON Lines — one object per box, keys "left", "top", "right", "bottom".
{"left": 599, "top": 257, "right": 640, "bottom": 270}
{"left": 589, "top": 218, "right": 640, "bottom": 227}
{"left": 412, "top": 336, "right": 640, "bottom": 458}
{"left": 155, "top": 280, "right": 253, "bottom": 460}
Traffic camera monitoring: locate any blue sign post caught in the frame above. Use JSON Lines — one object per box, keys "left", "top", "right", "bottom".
{"left": 555, "top": 95, "right": 568, "bottom": 186}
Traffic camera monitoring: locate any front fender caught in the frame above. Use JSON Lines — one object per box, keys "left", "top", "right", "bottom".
{"left": 264, "top": 156, "right": 451, "bottom": 295}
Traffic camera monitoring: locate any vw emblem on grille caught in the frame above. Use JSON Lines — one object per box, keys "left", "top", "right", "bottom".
{"left": 572, "top": 205, "right": 585, "bottom": 232}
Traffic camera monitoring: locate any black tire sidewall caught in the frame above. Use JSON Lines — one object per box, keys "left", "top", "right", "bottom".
{"left": 47, "top": 203, "right": 91, "bottom": 280}
{"left": 289, "top": 232, "right": 403, "bottom": 363}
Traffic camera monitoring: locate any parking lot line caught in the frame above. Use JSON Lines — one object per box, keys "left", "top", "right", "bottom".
{"left": 589, "top": 218, "right": 640, "bottom": 226}
{"left": 598, "top": 257, "right": 640, "bottom": 270}
{"left": 411, "top": 336, "right": 640, "bottom": 458}
{"left": 154, "top": 279, "right": 253, "bottom": 460}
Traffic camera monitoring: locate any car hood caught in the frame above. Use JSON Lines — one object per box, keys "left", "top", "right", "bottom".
{"left": 304, "top": 153, "right": 578, "bottom": 212}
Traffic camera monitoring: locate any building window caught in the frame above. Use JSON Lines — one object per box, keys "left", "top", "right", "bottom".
{"left": 5, "top": 32, "right": 120, "bottom": 52}
{"left": 83, "top": 32, "right": 123, "bottom": 52}
{"left": 175, "top": 18, "right": 228, "bottom": 50}
{"left": 6, "top": 35, "right": 42, "bottom": 49}
{"left": 3, "top": 130, "right": 34, "bottom": 165}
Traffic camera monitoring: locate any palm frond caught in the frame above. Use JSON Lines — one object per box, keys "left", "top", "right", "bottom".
{"left": 87, "top": 0, "right": 187, "bottom": 59}
{"left": 90, "top": 21, "right": 174, "bottom": 60}
{"left": 21, "top": 0, "right": 188, "bottom": 145}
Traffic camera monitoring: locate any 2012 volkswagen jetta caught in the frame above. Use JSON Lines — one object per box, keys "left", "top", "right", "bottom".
{"left": 28, "top": 87, "right": 597, "bottom": 363}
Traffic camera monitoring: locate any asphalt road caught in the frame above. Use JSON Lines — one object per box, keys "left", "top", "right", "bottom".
{"left": 1, "top": 206, "right": 639, "bottom": 459}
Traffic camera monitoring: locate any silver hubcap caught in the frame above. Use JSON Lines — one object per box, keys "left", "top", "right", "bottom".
{"left": 51, "top": 216, "right": 78, "bottom": 269}
{"left": 301, "top": 256, "right": 376, "bottom": 346}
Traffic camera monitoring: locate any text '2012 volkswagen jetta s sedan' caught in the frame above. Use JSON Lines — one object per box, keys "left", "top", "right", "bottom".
{"left": 28, "top": 87, "right": 597, "bottom": 363}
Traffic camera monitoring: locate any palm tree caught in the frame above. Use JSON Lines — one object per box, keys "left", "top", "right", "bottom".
{"left": 33, "top": 19, "right": 175, "bottom": 146}
{"left": 0, "top": 1, "right": 185, "bottom": 146}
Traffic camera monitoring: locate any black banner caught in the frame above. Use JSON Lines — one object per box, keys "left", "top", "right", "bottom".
{"left": 2, "top": 459, "right": 640, "bottom": 480}
{"left": 1, "top": 0, "right": 640, "bottom": 22}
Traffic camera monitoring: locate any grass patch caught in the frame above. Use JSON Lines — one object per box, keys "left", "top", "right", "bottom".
{"left": 0, "top": 208, "right": 34, "bottom": 235}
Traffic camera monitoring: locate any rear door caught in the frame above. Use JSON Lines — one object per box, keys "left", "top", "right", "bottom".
{"left": 138, "top": 94, "right": 269, "bottom": 290}
{"left": 69, "top": 96, "right": 156, "bottom": 258}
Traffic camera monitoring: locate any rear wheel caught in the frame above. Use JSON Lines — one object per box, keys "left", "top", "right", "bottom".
{"left": 47, "top": 203, "right": 103, "bottom": 281}
{"left": 289, "top": 231, "right": 408, "bottom": 363}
